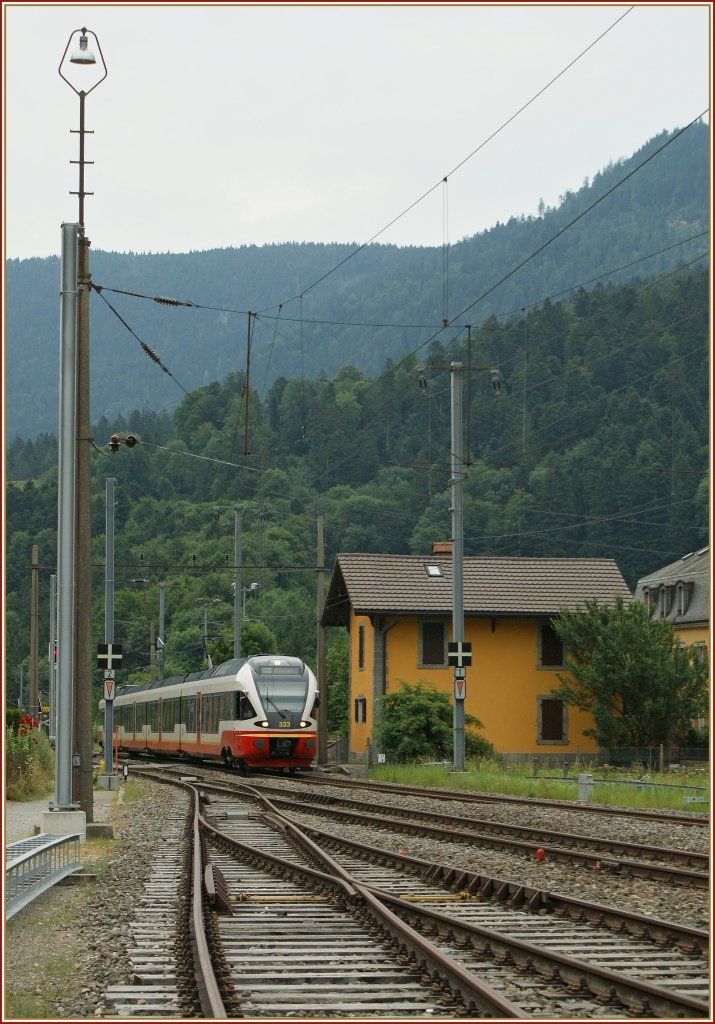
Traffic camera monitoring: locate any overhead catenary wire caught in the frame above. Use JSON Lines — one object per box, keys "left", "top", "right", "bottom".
{"left": 255, "top": 5, "right": 636, "bottom": 316}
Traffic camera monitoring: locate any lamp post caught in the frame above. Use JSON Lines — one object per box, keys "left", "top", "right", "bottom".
{"left": 57, "top": 27, "right": 107, "bottom": 819}
{"left": 242, "top": 582, "right": 259, "bottom": 620}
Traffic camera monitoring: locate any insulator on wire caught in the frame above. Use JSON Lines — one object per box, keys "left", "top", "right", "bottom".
{"left": 141, "top": 342, "right": 162, "bottom": 364}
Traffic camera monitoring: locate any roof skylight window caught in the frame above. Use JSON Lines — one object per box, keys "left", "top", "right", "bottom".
{"left": 424, "top": 564, "right": 443, "bottom": 577}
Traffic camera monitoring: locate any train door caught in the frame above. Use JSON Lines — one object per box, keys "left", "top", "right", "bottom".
{"left": 196, "top": 691, "right": 202, "bottom": 750}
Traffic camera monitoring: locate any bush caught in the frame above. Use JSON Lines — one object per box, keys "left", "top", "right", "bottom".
{"left": 6, "top": 706, "right": 21, "bottom": 733}
{"left": 375, "top": 679, "right": 492, "bottom": 763}
{"left": 5, "top": 716, "right": 54, "bottom": 800}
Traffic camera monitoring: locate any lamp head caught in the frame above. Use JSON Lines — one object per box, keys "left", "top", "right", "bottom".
{"left": 70, "top": 30, "right": 96, "bottom": 65}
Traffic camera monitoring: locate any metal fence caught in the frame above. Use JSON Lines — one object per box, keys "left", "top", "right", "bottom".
{"left": 5, "top": 833, "right": 81, "bottom": 920}
{"left": 601, "top": 746, "right": 709, "bottom": 769}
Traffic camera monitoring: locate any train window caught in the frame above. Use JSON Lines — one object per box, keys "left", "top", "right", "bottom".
{"left": 200, "top": 692, "right": 234, "bottom": 734}
{"left": 147, "top": 702, "right": 159, "bottom": 733}
{"left": 181, "top": 696, "right": 196, "bottom": 733}
{"left": 161, "top": 698, "right": 179, "bottom": 733}
{"left": 238, "top": 693, "right": 255, "bottom": 720}
{"left": 218, "top": 691, "right": 234, "bottom": 722}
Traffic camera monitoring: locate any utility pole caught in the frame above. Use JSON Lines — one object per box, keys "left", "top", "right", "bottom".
{"left": 317, "top": 516, "right": 327, "bottom": 764}
{"left": 49, "top": 574, "right": 57, "bottom": 741}
{"left": 451, "top": 362, "right": 466, "bottom": 771}
{"left": 99, "top": 476, "right": 119, "bottom": 788}
{"left": 74, "top": 229, "right": 94, "bottom": 817}
{"left": 29, "top": 544, "right": 40, "bottom": 717}
{"left": 213, "top": 504, "right": 242, "bottom": 658}
{"left": 54, "top": 221, "right": 79, "bottom": 814}
{"left": 158, "top": 584, "right": 165, "bottom": 682}
{"left": 59, "top": 27, "right": 108, "bottom": 821}
{"left": 234, "top": 505, "right": 241, "bottom": 658}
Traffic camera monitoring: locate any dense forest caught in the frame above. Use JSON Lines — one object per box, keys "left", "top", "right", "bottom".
{"left": 5, "top": 122, "right": 709, "bottom": 441}
{"left": 5, "top": 262, "right": 710, "bottom": 716}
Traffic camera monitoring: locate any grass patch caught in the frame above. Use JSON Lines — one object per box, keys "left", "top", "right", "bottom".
{"left": 78, "top": 835, "right": 120, "bottom": 876}
{"left": 370, "top": 758, "right": 709, "bottom": 812}
{"left": 122, "top": 778, "right": 151, "bottom": 803}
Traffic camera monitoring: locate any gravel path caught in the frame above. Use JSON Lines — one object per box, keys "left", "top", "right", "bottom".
{"left": 4, "top": 791, "right": 117, "bottom": 844}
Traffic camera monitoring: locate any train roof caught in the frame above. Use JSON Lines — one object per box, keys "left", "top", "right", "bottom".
{"left": 108, "top": 654, "right": 312, "bottom": 701}
{"left": 112, "top": 657, "right": 250, "bottom": 698}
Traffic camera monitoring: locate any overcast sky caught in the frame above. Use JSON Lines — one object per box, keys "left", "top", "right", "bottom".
{"left": 3, "top": 3, "right": 711, "bottom": 261}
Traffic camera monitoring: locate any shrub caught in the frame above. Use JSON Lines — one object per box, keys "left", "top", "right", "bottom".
{"left": 5, "top": 716, "right": 54, "bottom": 800}
{"left": 375, "top": 679, "right": 493, "bottom": 763}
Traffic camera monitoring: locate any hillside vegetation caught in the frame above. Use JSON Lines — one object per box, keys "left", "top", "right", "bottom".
{"left": 5, "top": 260, "right": 709, "bottom": 711}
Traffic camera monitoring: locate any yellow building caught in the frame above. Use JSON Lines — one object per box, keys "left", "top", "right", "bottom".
{"left": 322, "top": 546, "right": 632, "bottom": 762}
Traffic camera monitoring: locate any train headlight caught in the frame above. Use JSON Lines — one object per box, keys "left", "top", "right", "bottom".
{"left": 260, "top": 720, "right": 269, "bottom": 727}
{"left": 300, "top": 721, "right": 308, "bottom": 728}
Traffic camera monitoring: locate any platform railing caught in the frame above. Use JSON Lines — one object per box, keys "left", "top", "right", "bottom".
{"left": 5, "top": 833, "right": 81, "bottom": 920}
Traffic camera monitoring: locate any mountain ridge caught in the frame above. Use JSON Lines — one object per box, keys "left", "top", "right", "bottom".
{"left": 5, "top": 122, "right": 709, "bottom": 441}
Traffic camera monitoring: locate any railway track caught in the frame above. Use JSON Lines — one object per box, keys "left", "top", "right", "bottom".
{"left": 119, "top": 769, "right": 708, "bottom": 1019}
{"left": 134, "top": 764, "right": 709, "bottom": 887}
{"left": 291, "top": 770, "right": 711, "bottom": 827}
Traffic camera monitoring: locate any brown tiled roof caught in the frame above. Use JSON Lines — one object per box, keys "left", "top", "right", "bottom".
{"left": 322, "top": 553, "right": 632, "bottom": 626}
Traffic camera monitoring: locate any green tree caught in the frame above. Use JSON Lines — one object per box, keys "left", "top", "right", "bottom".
{"left": 325, "top": 631, "right": 349, "bottom": 737}
{"left": 551, "top": 596, "right": 708, "bottom": 748}
{"left": 375, "top": 679, "right": 490, "bottom": 763}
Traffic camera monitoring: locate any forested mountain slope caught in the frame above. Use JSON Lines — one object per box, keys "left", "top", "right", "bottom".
{"left": 5, "top": 122, "right": 708, "bottom": 440}
{"left": 6, "top": 263, "right": 709, "bottom": 702}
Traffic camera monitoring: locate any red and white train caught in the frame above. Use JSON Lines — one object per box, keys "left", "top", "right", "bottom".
{"left": 99, "top": 654, "right": 318, "bottom": 771}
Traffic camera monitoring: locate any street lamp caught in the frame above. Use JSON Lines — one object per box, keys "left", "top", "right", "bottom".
{"left": 242, "top": 582, "right": 259, "bottom": 620}
{"left": 56, "top": 27, "right": 108, "bottom": 818}
{"left": 58, "top": 28, "right": 108, "bottom": 231}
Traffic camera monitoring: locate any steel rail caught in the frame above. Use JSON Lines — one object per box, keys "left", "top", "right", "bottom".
{"left": 291, "top": 772, "right": 710, "bottom": 826}
{"left": 129, "top": 770, "right": 708, "bottom": 1015}
{"left": 269, "top": 784, "right": 709, "bottom": 869}
{"left": 187, "top": 786, "right": 228, "bottom": 1018}
{"left": 189, "top": 778, "right": 710, "bottom": 887}
{"left": 206, "top": 790, "right": 709, "bottom": 1019}
{"left": 204, "top": 808, "right": 527, "bottom": 1017}
{"left": 368, "top": 885, "right": 710, "bottom": 1020}
{"left": 303, "top": 821, "right": 710, "bottom": 955}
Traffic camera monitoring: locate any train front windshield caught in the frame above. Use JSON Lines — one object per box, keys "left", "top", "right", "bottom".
{"left": 252, "top": 665, "right": 310, "bottom": 718}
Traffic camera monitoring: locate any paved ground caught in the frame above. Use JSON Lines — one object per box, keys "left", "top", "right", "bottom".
{"left": 4, "top": 790, "right": 117, "bottom": 845}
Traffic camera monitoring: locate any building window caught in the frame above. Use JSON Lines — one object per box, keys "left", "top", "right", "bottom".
{"left": 691, "top": 642, "right": 707, "bottom": 666}
{"left": 354, "top": 696, "right": 367, "bottom": 724}
{"left": 420, "top": 621, "right": 447, "bottom": 666}
{"left": 676, "top": 581, "right": 693, "bottom": 617}
{"left": 659, "top": 584, "right": 674, "bottom": 618}
{"left": 537, "top": 697, "right": 567, "bottom": 743}
{"left": 539, "top": 623, "right": 564, "bottom": 667}
{"left": 358, "top": 623, "right": 365, "bottom": 670}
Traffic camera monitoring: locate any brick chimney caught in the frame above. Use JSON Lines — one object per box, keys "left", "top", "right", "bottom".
{"left": 431, "top": 541, "right": 453, "bottom": 556}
